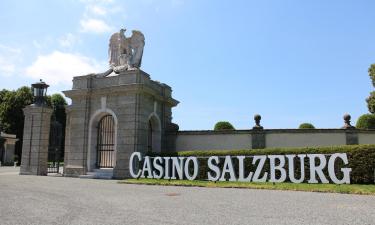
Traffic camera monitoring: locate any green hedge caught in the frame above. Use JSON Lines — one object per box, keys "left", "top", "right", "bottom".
{"left": 214, "top": 121, "right": 235, "bottom": 131}
{"left": 298, "top": 123, "right": 315, "bottom": 129}
{"left": 149, "top": 145, "right": 375, "bottom": 184}
{"left": 356, "top": 114, "right": 375, "bottom": 129}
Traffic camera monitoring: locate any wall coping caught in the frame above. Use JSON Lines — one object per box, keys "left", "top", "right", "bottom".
{"left": 0, "top": 132, "right": 17, "bottom": 139}
{"left": 176, "top": 129, "right": 375, "bottom": 135}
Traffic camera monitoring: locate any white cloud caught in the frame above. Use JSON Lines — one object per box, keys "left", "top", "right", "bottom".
{"left": 80, "top": 18, "right": 113, "bottom": 33}
{"left": 0, "top": 45, "right": 22, "bottom": 76}
{"left": 25, "top": 51, "right": 106, "bottom": 85}
{"left": 88, "top": 5, "right": 107, "bottom": 15}
{"left": 77, "top": 0, "right": 124, "bottom": 34}
{"left": 59, "top": 33, "right": 80, "bottom": 48}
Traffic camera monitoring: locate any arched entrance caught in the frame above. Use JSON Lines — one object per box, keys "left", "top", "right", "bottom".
{"left": 147, "top": 113, "right": 161, "bottom": 153}
{"left": 96, "top": 115, "right": 115, "bottom": 168}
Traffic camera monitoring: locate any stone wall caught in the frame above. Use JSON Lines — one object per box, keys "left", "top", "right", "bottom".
{"left": 172, "top": 129, "right": 375, "bottom": 151}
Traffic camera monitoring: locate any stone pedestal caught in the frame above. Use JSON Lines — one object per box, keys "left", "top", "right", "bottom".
{"left": 20, "top": 105, "right": 52, "bottom": 175}
{"left": 63, "top": 70, "right": 179, "bottom": 179}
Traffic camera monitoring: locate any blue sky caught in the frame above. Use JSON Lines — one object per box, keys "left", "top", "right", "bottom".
{"left": 0, "top": 0, "right": 374, "bottom": 130}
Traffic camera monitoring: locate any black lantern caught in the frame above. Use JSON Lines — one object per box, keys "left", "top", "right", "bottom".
{"left": 31, "top": 79, "right": 49, "bottom": 106}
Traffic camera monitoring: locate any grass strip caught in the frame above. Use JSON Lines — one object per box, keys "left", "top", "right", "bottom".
{"left": 119, "top": 178, "right": 375, "bottom": 195}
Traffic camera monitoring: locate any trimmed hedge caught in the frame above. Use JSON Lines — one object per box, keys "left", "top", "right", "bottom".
{"left": 214, "top": 121, "right": 235, "bottom": 131}
{"left": 149, "top": 145, "right": 375, "bottom": 184}
{"left": 298, "top": 123, "right": 315, "bottom": 129}
{"left": 356, "top": 114, "right": 375, "bottom": 129}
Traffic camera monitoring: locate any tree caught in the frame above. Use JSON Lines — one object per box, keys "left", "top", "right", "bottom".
{"left": 298, "top": 123, "right": 315, "bottom": 129}
{"left": 50, "top": 93, "right": 67, "bottom": 126}
{"left": 49, "top": 93, "right": 67, "bottom": 161}
{"left": 367, "top": 92, "right": 375, "bottom": 114}
{"left": 0, "top": 87, "right": 33, "bottom": 161}
{"left": 367, "top": 64, "right": 375, "bottom": 113}
{"left": 0, "top": 87, "right": 33, "bottom": 134}
{"left": 356, "top": 114, "right": 375, "bottom": 129}
{"left": 369, "top": 63, "right": 375, "bottom": 87}
{"left": 214, "top": 121, "right": 235, "bottom": 131}
{"left": 0, "top": 88, "right": 67, "bottom": 162}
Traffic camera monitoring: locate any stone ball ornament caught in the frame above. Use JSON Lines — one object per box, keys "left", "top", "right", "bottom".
{"left": 342, "top": 113, "right": 355, "bottom": 129}
{"left": 253, "top": 114, "right": 263, "bottom": 130}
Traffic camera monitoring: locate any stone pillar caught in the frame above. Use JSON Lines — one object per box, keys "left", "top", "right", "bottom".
{"left": 20, "top": 105, "right": 52, "bottom": 175}
{"left": 252, "top": 114, "right": 266, "bottom": 149}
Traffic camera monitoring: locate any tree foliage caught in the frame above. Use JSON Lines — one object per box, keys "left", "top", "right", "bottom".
{"left": 298, "top": 123, "right": 315, "bottom": 129}
{"left": 0, "top": 87, "right": 67, "bottom": 160}
{"left": 367, "top": 91, "right": 375, "bottom": 114}
{"left": 0, "top": 87, "right": 33, "bottom": 160}
{"left": 50, "top": 93, "right": 67, "bottom": 127}
{"left": 369, "top": 64, "right": 375, "bottom": 87}
{"left": 214, "top": 121, "right": 235, "bottom": 131}
{"left": 367, "top": 64, "right": 375, "bottom": 113}
{"left": 356, "top": 114, "right": 375, "bottom": 129}
{"left": 0, "top": 87, "right": 33, "bottom": 135}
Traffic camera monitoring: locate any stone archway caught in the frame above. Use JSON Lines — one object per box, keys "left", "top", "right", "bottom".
{"left": 147, "top": 112, "right": 161, "bottom": 153}
{"left": 87, "top": 109, "right": 118, "bottom": 172}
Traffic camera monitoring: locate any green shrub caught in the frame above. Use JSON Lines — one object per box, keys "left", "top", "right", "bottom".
{"left": 356, "top": 114, "right": 375, "bottom": 129}
{"left": 299, "top": 123, "right": 315, "bottom": 129}
{"left": 151, "top": 145, "right": 375, "bottom": 184}
{"left": 214, "top": 121, "right": 235, "bottom": 131}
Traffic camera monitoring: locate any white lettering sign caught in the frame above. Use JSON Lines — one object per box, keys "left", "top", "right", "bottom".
{"left": 128, "top": 152, "right": 352, "bottom": 184}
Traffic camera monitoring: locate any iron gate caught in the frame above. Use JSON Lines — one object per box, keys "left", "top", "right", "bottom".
{"left": 48, "top": 120, "right": 63, "bottom": 173}
{"left": 96, "top": 115, "right": 115, "bottom": 168}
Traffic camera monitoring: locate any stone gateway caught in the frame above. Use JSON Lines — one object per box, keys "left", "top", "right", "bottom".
{"left": 63, "top": 70, "right": 179, "bottom": 179}
{"left": 62, "top": 29, "right": 178, "bottom": 179}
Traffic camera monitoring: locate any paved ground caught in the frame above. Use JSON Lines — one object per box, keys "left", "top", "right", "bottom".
{"left": 0, "top": 167, "right": 374, "bottom": 225}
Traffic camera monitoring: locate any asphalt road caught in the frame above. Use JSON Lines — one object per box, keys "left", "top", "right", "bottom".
{"left": 0, "top": 167, "right": 374, "bottom": 225}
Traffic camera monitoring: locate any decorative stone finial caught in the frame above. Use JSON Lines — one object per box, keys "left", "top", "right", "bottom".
{"left": 342, "top": 114, "right": 355, "bottom": 129}
{"left": 253, "top": 114, "right": 263, "bottom": 130}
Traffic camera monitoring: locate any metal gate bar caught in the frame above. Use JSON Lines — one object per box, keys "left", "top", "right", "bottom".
{"left": 48, "top": 120, "right": 63, "bottom": 173}
{"left": 96, "top": 115, "right": 115, "bottom": 168}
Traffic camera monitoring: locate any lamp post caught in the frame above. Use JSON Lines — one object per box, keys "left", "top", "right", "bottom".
{"left": 20, "top": 79, "right": 52, "bottom": 175}
{"left": 31, "top": 79, "right": 49, "bottom": 106}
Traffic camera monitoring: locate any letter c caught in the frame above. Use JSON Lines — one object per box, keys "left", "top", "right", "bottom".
{"left": 129, "top": 152, "right": 142, "bottom": 178}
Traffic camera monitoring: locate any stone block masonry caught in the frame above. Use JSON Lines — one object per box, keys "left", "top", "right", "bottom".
{"left": 63, "top": 69, "right": 178, "bottom": 179}
{"left": 20, "top": 105, "right": 52, "bottom": 175}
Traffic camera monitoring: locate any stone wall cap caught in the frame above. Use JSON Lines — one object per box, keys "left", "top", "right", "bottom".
{"left": 23, "top": 105, "right": 53, "bottom": 112}
{"left": 0, "top": 132, "right": 17, "bottom": 139}
{"left": 176, "top": 128, "right": 375, "bottom": 135}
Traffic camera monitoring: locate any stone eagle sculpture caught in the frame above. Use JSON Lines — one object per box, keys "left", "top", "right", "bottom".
{"left": 97, "top": 28, "right": 145, "bottom": 77}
